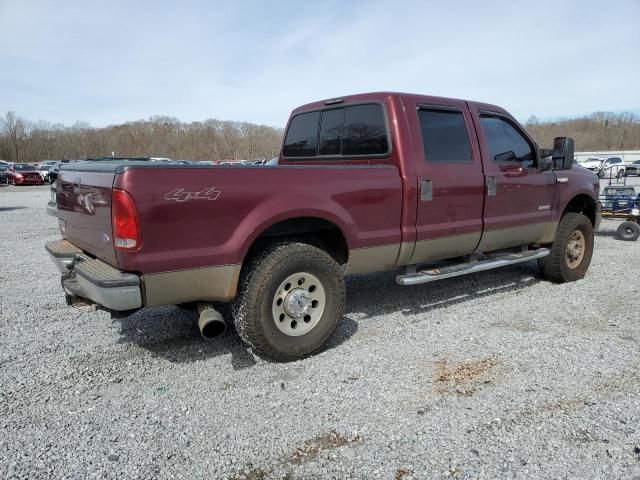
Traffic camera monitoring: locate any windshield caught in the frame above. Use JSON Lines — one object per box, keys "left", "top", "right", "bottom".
{"left": 14, "top": 164, "right": 36, "bottom": 171}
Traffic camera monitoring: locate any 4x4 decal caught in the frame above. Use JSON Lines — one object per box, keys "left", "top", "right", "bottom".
{"left": 165, "top": 187, "right": 221, "bottom": 202}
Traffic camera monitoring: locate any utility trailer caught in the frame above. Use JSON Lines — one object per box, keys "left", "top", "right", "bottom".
{"left": 599, "top": 185, "right": 640, "bottom": 241}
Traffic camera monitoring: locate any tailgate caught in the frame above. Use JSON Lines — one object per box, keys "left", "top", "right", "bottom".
{"left": 56, "top": 168, "right": 117, "bottom": 266}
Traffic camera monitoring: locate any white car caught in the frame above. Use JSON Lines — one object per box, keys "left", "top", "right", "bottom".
{"left": 598, "top": 157, "right": 626, "bottom": 179}
{"left": 579, "top": 157, "right": 604, "bottom": 172}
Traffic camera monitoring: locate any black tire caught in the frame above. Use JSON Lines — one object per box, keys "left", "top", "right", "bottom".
{"left": 232, "top": 242, "right": 345, "bottom": 361}
{"left": 539, "top": 212, "right": 594, "bottom": 283}
{"left": 616, "top": 221, "right": 640, "bottom": 241}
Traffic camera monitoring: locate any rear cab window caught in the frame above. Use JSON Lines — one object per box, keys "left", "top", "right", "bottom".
{"left": 282, "top": 103, "right": 389, "bottom": 159}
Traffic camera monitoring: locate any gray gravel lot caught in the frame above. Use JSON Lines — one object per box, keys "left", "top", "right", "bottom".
{"left": 1, "top": 181, "right": 639, "bottom": 480}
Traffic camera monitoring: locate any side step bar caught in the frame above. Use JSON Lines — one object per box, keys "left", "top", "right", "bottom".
{"left": 396, "top": 248, "right": 550, "bottom": 286}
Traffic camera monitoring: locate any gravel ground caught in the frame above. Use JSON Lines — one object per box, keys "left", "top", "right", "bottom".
{"left": 1, "top": 180, "right": 639, "bottom": 480}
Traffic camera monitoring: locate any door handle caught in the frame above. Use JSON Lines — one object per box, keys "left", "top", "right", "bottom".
{"left": 487, "top": 176, "right": 497, "bottom": 196}
{"left": 421, "top": 179, "right": 433, "bottom": 201}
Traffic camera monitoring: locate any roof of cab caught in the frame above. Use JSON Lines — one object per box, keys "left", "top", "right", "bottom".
{"left": 291, "top": 91, "right": 508, "bottom": 117}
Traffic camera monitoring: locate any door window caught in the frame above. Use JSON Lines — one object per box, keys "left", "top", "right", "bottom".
{"left": 480, "top": 115, "right": 536, "bottom": 168}
{"left": 418, "top": 108, "right": 472, "bottom": 163}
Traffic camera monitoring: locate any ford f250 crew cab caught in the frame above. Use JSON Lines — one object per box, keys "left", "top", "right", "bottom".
{"left": 46, "top": 92, "right": 601, "bottom": 360}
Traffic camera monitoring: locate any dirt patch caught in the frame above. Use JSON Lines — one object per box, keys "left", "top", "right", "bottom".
{"left": 289, "top": 429, "right": 363, "bottom": 464}
{"left": 434, "top": 356, "right": 498, "bottom": 396}
{"left": 229, "top": 467, "right": 269, "bottom": 480}
{"left": 394, "top": 467, "right": 414, "bottom": 479}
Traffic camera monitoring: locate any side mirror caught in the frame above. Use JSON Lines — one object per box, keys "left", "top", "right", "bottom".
{"left": 539, "top": 156, "right": 553, "bottom": 171}
{"left": 551, "top": 137, "right": 575, "bottom": 169}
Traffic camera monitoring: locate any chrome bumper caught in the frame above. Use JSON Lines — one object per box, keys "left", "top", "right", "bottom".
{"left": 46, "top": 240, "right": 143, "bottom": 311}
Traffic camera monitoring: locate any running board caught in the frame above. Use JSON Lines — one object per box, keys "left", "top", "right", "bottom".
{"left": 396, "top": 248, "right": 550, "bottom": 286}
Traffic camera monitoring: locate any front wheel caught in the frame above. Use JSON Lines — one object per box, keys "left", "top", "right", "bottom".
{"left": 539, "top": 213, "right": 594, "bottom": 283}
{"left": 232, "top": 241, "right": 345, "bottom": 361}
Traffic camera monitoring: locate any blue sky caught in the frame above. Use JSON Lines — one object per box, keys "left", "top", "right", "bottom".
{"left": 1, "top": 0, "right": 638, "bottom": 128}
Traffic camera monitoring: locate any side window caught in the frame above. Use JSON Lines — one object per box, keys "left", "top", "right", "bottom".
{"left": 342, "top": 104, "right": 388, "bottom": 156}
{"left": 282, "top": 111, "right": 320, "bottom": 157}
{"left": 318, "top": 108, "right": 345, "bottom": 156}
{"left": 418, "top": 108, "right": 472, "bottom": 163}
{"left": 480, "top": 115, "right": 536, "bottom": 168}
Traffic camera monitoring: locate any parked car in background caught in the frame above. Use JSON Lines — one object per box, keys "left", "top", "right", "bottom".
{"left": 37, "top": 164, "right": 54, "bottom": 182}
{"left": 580, "top": 157, "right": 604, "bottom": 172}
{"left": 598, "top": 157, "right": 626, "bottom": 178}
{"left": 48, "top": 160, "right": 75, "bottom": 183}
{"left": 7, "top": 163, "right": 45, "bottom": 185}
{"left": 0, "top": 165, "right": 8, "bottom": 184}
{"left": 625, "top": 160, "right": 640, "bottom": 176}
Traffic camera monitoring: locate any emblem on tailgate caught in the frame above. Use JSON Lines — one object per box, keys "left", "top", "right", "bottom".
{"left": 165, "top": 187, "right": 221, "bottom": 202}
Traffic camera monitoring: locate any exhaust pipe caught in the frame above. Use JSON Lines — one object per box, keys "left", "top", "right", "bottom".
{"left": 197, "top": 303, "right": 227, "bottom": 339}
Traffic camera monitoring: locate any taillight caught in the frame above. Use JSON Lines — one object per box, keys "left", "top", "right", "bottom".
{"left": 15, "top": 173, "right": 23, "bottom": 179}
{"left": 112, "top": 189, "right": 141, "bottom": 250}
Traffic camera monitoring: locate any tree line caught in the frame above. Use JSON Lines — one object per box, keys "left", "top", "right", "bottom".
{"left": 525, "top": 112, "right": 640, "bottom": 151}
{"left": 1, "top": 110, "right": 639, "bottom": 164}
{"left": 0, "top": 112, "right": 283, "bottom": 163}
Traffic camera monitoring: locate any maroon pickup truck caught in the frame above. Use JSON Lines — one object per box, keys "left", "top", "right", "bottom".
{"left": 46, "top": 92, "right": 601, "bottom": 360}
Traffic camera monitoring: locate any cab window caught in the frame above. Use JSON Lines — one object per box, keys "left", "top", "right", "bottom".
{"left": 480, "top": 115, "right": 536, "bottom": 168}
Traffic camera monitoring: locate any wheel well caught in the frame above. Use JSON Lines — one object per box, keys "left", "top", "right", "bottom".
{"left": 245, "top": 217, "right": 349, "bottom": 265}
{"left": 563, "top": 194, "right": 596, "bottom": 226}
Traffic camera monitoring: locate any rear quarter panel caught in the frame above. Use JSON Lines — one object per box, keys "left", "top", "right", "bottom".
{"left": 114, "top": 165, "right": 403, "bottom": 274}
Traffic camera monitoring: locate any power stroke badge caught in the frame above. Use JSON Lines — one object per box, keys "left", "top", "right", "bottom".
{"left": 165, "top": 187, "right": 221, "bottom": 202}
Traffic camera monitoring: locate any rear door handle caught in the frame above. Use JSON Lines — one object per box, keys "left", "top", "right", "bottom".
{"left": 421, "top": 179, "right": 433, "bottom": 201}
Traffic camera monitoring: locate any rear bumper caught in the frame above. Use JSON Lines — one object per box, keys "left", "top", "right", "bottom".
{"left": 46, "top": 239, "right": 142, "bottom": 311}
{"left": 46, "top": 239, "right": 241, "bottom": 310}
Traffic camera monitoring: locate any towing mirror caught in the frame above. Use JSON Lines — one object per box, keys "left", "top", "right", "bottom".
{"left": 539, "top": 156, "right": 553, "bottom": 171}
{"left": 551, "top": 137, "right": 575, "bottom": 169}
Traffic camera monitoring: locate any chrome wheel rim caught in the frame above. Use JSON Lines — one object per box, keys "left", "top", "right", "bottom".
{"left": 272, "top": 272, "right": 326, "bottom": 337}
{"left": 565, "top": 229, "right": 586, "bottom": 269}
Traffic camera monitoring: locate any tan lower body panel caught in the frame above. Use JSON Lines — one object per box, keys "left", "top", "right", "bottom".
{"left": 346, "top": 243, "right": 401, "bottom": 274}
{"left": 475, "top": 221, "right": 556, "bottom": 252}
{"left": 410, "top": 232, "right": 481, "bottom": 264}
{"left": 142, "top": 264, "right": 241, "bottom": 306}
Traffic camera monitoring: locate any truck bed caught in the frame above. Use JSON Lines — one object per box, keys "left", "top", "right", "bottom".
{"left": 57, "top": 161, "right": 404, "bottom": 275}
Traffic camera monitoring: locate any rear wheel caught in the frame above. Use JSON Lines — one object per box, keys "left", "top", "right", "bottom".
{"left": 616, "top": 221, "right": 640, "bottom": 241}
{"left": 539, "top": 213, "right": 594, "bottom": 283}
{"left": 232, "top": 242, "right": 345, "bottom": 361}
